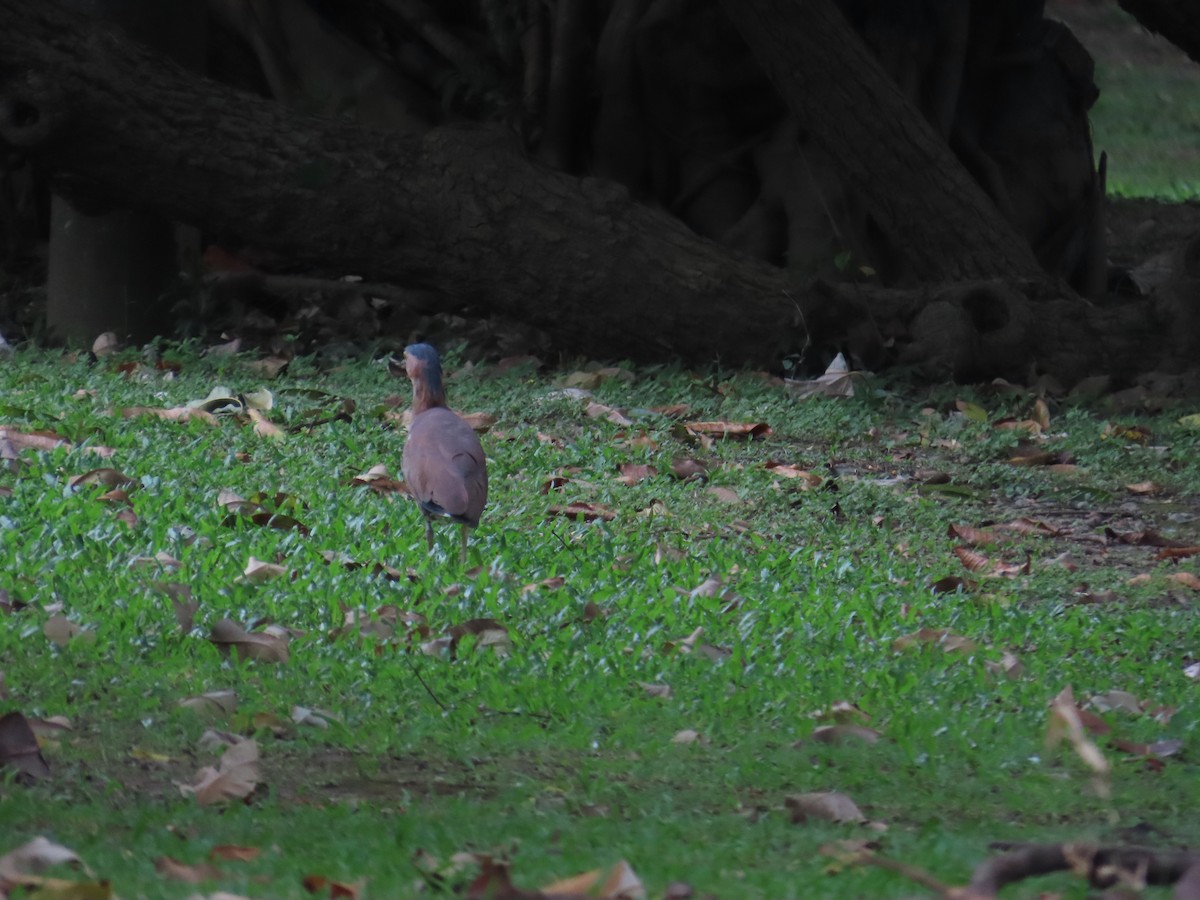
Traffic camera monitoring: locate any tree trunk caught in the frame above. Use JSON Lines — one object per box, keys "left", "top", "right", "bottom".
{"left": 0, "top": 0, "right": 1193, "bottom": 383}
{"left": 45, "top": 0, "right": 205, "bottom": 345}
{"left": 1118, "top": 0, "right": 1200, "bottom": 66}
{"left": 715, "top": 0, "right": 1044, "bottom": 284}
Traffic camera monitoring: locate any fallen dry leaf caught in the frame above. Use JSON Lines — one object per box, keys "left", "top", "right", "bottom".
{"left": 586, "top": 401, "right": 633, "bottom": 426}
{"left": 0, "top": 711, "right": 51, "bottom": 781}
{"left": 43, "top": 614, "right": 89, "bottom": 647}
{"left": 208, "top": 845, "right": 261, "bottom": 862}
{"left": 683, "top": 421, "right": 772, "bottom": 440}
{"left": 705, "top": 485, "right": 742, "bottom": 504}
{"left": 541, "top": 860, "right": 646, "bottom": 900}
{"left": 247, "top": 407, "right": 284, "bottom": 440}
{"left": 809, "top": 725, "right": 881, "bottom": 745}
{"left": 178, "top": 738, "right": 261, "bottom": 806}
{"left": 0, "top": 836, "right": 85, "bottom": 880}
{"left": 764, "top": 461, "right": 823, "bottom": 487}
{"left": 1046, "top": 686, "right": 1111, "bottom": 792}
{"left": 615, "top": 463, "right": 657, "bottom": 486}
{"left": 785, "top": 352, "right": 859, "bottom": 398}
{"left": 786, "top": 791, "right": 865, "bottom": 824}
{"left": 69, "top": 467, "right": 138, "bottom": 490}
{"left": 449, "top": 618, "right": 512, "bottom": 656}
{"left": 1155, "top": 546, "right": 1200, "bottom": 561}
{"left": 893, "top": 628, "right": 977, "bottom": 654}
{"left": 669, "top": 457, "right": 709, "bottom": 481}
{"left": 155, "top": 855, "right": 223, "bottom": 883}
{"left": 178, "top": 690, "right": 238, "bottom": 718}
{"left": 1166, "top": 571, "right": 1200, "bottom": 591}
{"left": 948, "top": 523, "right": 998, "bottom": 546}
{"left": 242, "top": 557, "right": 289, "bottom": 582}
{"left": 209, "top": 619, "right": 289, "bottom": 663}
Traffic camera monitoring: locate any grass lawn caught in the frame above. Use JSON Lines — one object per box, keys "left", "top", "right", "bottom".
{"left": 1049, "top": 0, "right": 1200, "bottom": 200}
{"left": 1, "top": 347, "right": 1199, "bottom": 898}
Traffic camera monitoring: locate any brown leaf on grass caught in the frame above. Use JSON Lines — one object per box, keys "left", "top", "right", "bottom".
{"left": 449, "top": 618, "right": 512, "bottom": 656}
{"left": 1031, "top": 398, "right": 1051, "bottom": 431}
{"left": 246, "top": 356, "right": 290, "bottom": 379}
{"left": 893, "top": 628, "right": 977, "bottom": 654}
{"left": 1089, "top": 690, "right": 1143, "bottom": 715}
{"left": 665, "top": 627, "right": 732, "bottom": 662}
{"left": 683, "top": 421, "right": 772, "bottom": 440}
{"left": 615, "top": 463, "right": 657, "bottom": 486}
{"left": 303, "top": 873, "right": 363, "bottom": 898}
{"left": 650, "top": 403, "right": 691, "bottom": 418}
{"left": 0, "top": 427, "right": 73, "bottom": 455}
{"left": 0, "top": 836, "right": 85, "bottom": 879}
{"left": 1112, "top": 738, "right": 1184, "bottom": 760}
{"left": 809, "top": 725, "right": 881, "bottom": 745}
{"left": 706, "top": 486, "right": 742, "bottom": 504}
{"left": 243, "top": 408, "right": 283, "bottom": 441}
{"left": 1166, "top": 572, "right": 1200, "bottom": 590}
{"left": 541, "top": 860, "right": 645, "bottom": 900}
{"left": 669, "top": 457, "right": 709, "bottom": 481}
{"left": 44, "top": 614, "right": 89, "bottom": 646}
{"left": 997, "top": 517, "right": 1061, "bottom": 536}
{"left": 764, "top": 461, "right": 822, "bottom": 487}
{"left": 178, "top": 690, "right": 238, "bottom": 718}
{"left": 1155, "top": 546, "right": 1200, "bottom": 561}
{"left": 0, "top": 711, "right": 51, "bottom": 781}
{"left": 993, "top": 417, "right": 1043, "bottom": 435}
{"left": 521, "top": 576, "right": 566, "bottom": 595}
{"left": 586, "top": 401, "right": 633, "bottom": 426}
{"left": 209, "top": 845, "right": 261, "bottom": 862}
{"left": 947, "top": 524, "right": 998, "bottom": 546}
{"left": 671, "top": 729, "right": 702, "bottom": 744}
{"left": 930, "top": 575, "right": 973, "bottom": 594}
{"left": 155, "top": 856, "right": 223, "bottom": 883}
{"left": 786, "top": 353, "right": 858, "bottom": 399}
{"left": 1046, "top": 686, "right": 1111, "bottom": 788}
{"left": 984, "top": 651, "right": 1025, "bottom": 680}
{"left": 178, "top": 738, "right": 261, "bottom": 806}
{"left": 351, "top": 464, "right": 407, "bottom": 494}
{"left": 458, "top": 411, "right": 496, "bottom": 433}
{"left": 242, "top": 557, "right": 290, "bottom": 582}
{"left": 157, "top": 583, "right": 198, "bottom": 633}
{"left": 209, "top": 619, "right": 289, "bottom": 663}
{"left": 68, "top": 468, "right": 138, "bottom": 490}
{"left": 1101, "top": 422, "right": 1152, "bottom": 442}
{"left": 954, "top": 546, "right": 992, "bottom": 573}
{"left": 1104, "top": 527, "right": 1185, "bottom": 548}
{"left": 122, "top": 405, "right": 219, "bottom": 425}
{"left": 547, "top": 501, "right": 617, "bottom": 522}
{"left": 786, "top": 791, "right": 866, "bottom": 824}
{"left": 1125, "top": 481, "right": 1161, "bottom": 495}
{"left": 130, "top": 550, "right": 183, "bottom": 570}
{"left": 462, "top": 855, "right": 542, "bottom": 900}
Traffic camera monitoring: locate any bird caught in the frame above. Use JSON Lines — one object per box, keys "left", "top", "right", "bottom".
{"left": 400, "top": 343, "right": 488, "bottom": 563}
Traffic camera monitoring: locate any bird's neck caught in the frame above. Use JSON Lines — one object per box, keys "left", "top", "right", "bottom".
{"left": 412, "top": 369, "right": 447, "bottom": 414}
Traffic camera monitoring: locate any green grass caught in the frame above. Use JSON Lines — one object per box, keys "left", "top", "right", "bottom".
{"left": 2, "top": 347, "right": 1200, "bottom": 898}
{"left": 1092, "top": 59, "right": 1200, "bottom": 200}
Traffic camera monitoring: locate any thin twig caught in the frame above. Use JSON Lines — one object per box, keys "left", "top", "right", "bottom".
{"left": 405, "top": 653, "right": 448, "bottom": 712}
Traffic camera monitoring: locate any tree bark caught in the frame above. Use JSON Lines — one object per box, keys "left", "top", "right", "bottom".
{"left": 0, "top": 0, "right": 1192, "bottom": 384}
{"left": 1118, "top": 0, "right": 1200, "bottom": 66}
{"left": 45, "top": 0, "right": 205, "bottom": 345}
{"left": 716, "top": 0, "right": 1044, "bottom": 284}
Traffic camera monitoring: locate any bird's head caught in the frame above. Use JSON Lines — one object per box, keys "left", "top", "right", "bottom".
{"left": 404, "top": 343, "right": 446, "bottom": 410}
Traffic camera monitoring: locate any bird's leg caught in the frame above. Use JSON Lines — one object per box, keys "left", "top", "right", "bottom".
{"left": 459, "top": 524, "right": 469, "bottom": 565}
{"left": 424, "top": 517, "right": 434, "bottom": 553}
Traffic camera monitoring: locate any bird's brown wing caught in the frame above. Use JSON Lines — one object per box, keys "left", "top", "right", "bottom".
{"left": 402, "top": 408, "right": 488, "bottom": 526}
